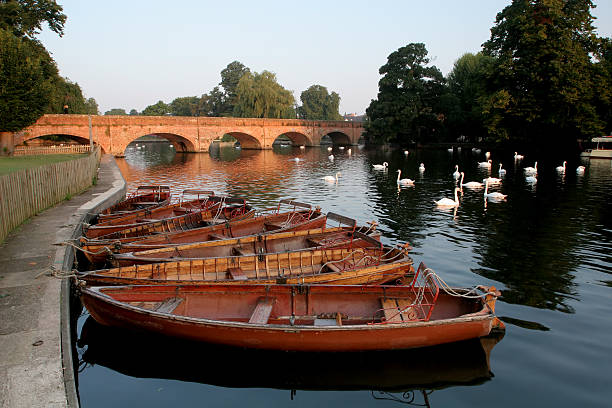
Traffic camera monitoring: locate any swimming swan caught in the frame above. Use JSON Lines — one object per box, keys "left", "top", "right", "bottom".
{"left": 435, "top": 187, "right": 460, "bottom": 207}
{"left": 478, "top": 159, "right": 492, "bottom": 168}
{"left": 396, "top": 170, "right": 415, "bottom": 186}
{"left": 419, "top": 163, "right": 425, "bottom": 172}
{"left": 373, "top": 162, "right": 388, "bottom": 170}
{"left": 322, "top": 172, "right": 341, "bottom": 183}
{"left": 576, "top": 165, "right": 585, "bottom": 174}
{"left": 556, "top": 161, "right": 567, "bottom": 172}
{"left": 524, "top": 161, "right": 538, "bottom": 175}
{"left": 452, "top": 165, "right": 460, "bottom": 179}
{"left": 484, "top": 180, "right": 507, "bottom": 201}
{"left": 498, "top": 163, "right": 506, "bottom": 176}
{"left": 514, "top": 152, "right": 524, "bottom": 160}
{"left": 459, "top": 172, "right": 484, "bottom": 189}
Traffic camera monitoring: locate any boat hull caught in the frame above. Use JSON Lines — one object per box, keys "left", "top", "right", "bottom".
{"left": 80, "top": 283, "right": 497, "bottom": 352}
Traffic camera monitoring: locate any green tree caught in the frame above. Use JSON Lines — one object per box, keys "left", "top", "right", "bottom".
{"left": 0, "top": 28, "right": 52, "bottom": 131}
{"left": 365, "top": 43, "right": 446, "bottom": 144}
{"left": 444, "top": 52, "right": 493, "bottom": 142}
{"left": 219, "top": 61, "right": 250, "bottom": 116}
{"left": 233, "top": 71, "right": 296, "bottom": 119}
{"left": 170, "top": 96, "right": 199, "bottom": 116}
{"left": 129, "top": 109, "right": 139, "bottom": 115}
{"left": 0, "top": 0, "right": 66, "bottom": 39}
{"left": 142, "top": 100, "right": 170, "bottom": 116}
{"left": 104, "top": 108, "right": 127, "bottom": 115}
{"left": 298, "top": 85, "right": 342, "bottom": 120}
{"left": 45, "top": 77, "right": 95, "bottom": 114}
{"left": 84, "top": 97, "right": 98, "bottom": 115}
{"left": 482, "top": 0, "right": 604, "bottom": 149}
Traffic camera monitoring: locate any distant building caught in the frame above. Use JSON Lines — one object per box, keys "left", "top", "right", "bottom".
{"left": 343, "top": 113, "right": 366, "bottom": 122}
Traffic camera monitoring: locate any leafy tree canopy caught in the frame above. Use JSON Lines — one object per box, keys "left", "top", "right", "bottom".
{"left": 142, "top": 100, "right": 170, "bottom": 116}
{"left": 0, "top": 28, "right": 51, "bottom": 131}
{"left": 365, "top": 43, "right": 446, "bottom": 144}
{"left": 129, "top": 109, "right": 139, "bottom": 115}
{"left": 298, "top": 85, "right": 342, "bottom": 120}
{"left": 45, "top": 76, "right": 97, "bottom": 114}
{"left": 233, "top": 71, "right": 296, "bottom": 119}
{"left": 219, "top": 61, "right": 250, "bottom": 115}
{"left": 105, "top": 108, "right": 127, "bottom": 115}
{"left": 170, "top": 96, "right": 199, "bottom": 116}
{"left": 482, "top": 0, "right": 605, "bottom": 147}
{"left": 0, "top": 0, "right": 66, "bottom": 39}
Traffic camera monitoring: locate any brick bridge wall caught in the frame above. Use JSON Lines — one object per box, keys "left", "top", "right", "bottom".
{"left": 14, "top": 115, "right": 366, "bottom": 156}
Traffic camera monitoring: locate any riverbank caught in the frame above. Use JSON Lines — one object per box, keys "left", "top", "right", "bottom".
{"left": 0, "top": 154, "right": 126, "bottom": 407}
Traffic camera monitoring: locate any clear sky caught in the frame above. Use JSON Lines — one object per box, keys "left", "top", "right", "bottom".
{"left": 39, "top": 0, "right": 612, "bottom": 116}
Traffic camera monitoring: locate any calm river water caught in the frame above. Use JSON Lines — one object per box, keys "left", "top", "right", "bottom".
{"left": 75, "top": 142, "right": 612, "bottom": 407}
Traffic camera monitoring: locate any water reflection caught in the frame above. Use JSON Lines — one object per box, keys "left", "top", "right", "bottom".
{"left": 77, "top": 315, "right": 502, "bottom": 404}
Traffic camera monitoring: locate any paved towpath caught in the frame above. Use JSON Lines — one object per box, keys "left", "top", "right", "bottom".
{"left": 0, "top": 154, "right": 125, "bottom": 407}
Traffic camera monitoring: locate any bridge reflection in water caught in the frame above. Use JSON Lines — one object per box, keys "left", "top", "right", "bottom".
{"left": 77, "top": 315, "right": 503, "bottom": 406}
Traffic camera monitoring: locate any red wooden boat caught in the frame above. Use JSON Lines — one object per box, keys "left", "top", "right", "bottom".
{"left": 92, "top": 190, "right": 218, "bottom": 227}
{"left": 79, "top": 263, "right": 504, "bottom": 351}
{"left": 97, "top": 185, "right": 172, "bottom": 221}
{"left": 78, "top": 200, "right": 326, "bottom": 265}
{"left": 76, "top": 236, "right": 413, "bottom": 286}
{"left": 109, "top": 213, "right": 375, "bottom": 266}
{"left": 84, "top": 196, "right": 253, "bottom": 239}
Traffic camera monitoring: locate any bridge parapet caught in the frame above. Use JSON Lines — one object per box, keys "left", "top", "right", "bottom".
{"left": 15, "top": 114, "right": 366, "bottom": 157}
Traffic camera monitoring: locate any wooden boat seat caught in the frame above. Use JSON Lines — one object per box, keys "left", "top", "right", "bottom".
{"left": 248, "top": 297, "right": 275, "bottom": 324}
{"left": 381, "top": 298, "right": 417, "bottom": 323}
{"left": 154, "top": 297, "right": 184, "bottom": 314}
{"left": 227, "top": 267, "right": 248, "bottom": 280}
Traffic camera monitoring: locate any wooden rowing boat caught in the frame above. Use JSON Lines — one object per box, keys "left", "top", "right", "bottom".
{"left": 79, "top": 263, "right": 503, "bottom": 351}
{"left": 97, "top": 185, "right": 171, "bottom": 221}
{"left": 78, "top": 200, "right": 326, "bottom": 265}
{"left": 84, "top": 197, "right": 254, "bottom": 239}
{"left": 78, "top": 313, "right": 503, "bottom": 391}
{"left": 76, "top": 238, "right": 414, "bottom": 286}
{"left": 92, "top": 190, "right": 218, "bottom": 227}
{"left": 109, "top": 223, "right": 381, "bottom": 267}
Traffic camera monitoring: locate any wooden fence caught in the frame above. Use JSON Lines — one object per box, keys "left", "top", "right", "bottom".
{"left": 0, "top": 146, "right": 101, "bottom": 243}
{"left": 13, "top": 145, "right": 92, "bottom": 156}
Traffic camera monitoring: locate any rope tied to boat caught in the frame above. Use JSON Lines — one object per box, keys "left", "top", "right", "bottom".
{"left": 58, "top": 240, "right": 115, "bottom": 256}
{"left": 422, "top": 267, "right": 501, "bottom": 299}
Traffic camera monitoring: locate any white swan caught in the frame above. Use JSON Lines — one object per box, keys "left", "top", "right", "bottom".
{"left": 576, "top": 165, "right": 585, "bottom": 174}
{"left": 396, "top": 170, "right": 415, "bottom": 186}
{"left": 299, "top": 145, "right": 305, "bottom": 149}
{"left": 484, "top": 180, "right": 507, "bottom": 201}
{"left": 435, "top": 187, "right": 460, "bottom": 207}
{"left": 525, "top": 175, "right": 537, "bottom": 183}
{"left": 404, "top": 150, "right": 409, "bottom": 155}
{"left": 348, "top": 148, "right": 352, "bottom": 155}
{"left": 452, "top": 165, "right": 460, "bottom": 179}
{"left": 419, "top": 163, "right": 425, "bottom": 172}
{"left": 373, "top": 162, "right": 388, "bottom": 170}
{"left": 327, "top": 146, "right": 332, "bottom": 151}
{"left": 447, "top": 148, "right": 453, "bottom": 153}
{"left": 322, "top": 172, "right": 340, "bottom": 183}
{"left": 483, "top": 176, "right": 502, "bottom": 185}
{"left": 328, "top": 154, "right": 334, "bottom": 161}
{"left": 459, "top": 172, "right": 484, "bottom": 189}
{"left": 524, "top": 161, "right": 538, "bottom": 175}
{"left": 478, "top": 159, "right": 492, "bottom": 168}
{"left": 339, "top": 146, "right": 345, "bottom": 150}
{"left": 291, "top": 157, "right": 301, "bottom": 162}
{"left": 514, "top": 152, "right": 524, "bottom": 160}
{"left": 498, "top": 163, "right": 506, "bottom": 176}
{"left": 485, "top": 151, "right": 491, "bottom": 159}
{"left": 556, "top": 161, "right": 567, "bottom": 172}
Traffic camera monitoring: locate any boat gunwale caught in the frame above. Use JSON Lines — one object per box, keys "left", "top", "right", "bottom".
{"left": 82, "top": 284, "right": 494, "bottom": 332}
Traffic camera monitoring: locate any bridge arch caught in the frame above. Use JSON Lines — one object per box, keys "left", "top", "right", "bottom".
{"left": 323, "top": 131, "right": 352, "bottom": 145}
{"left": 120, "top": 133, "right": 195, "bottom": 156}
{"left": 273, "top": 131, "right": 312, "bottom": 147}
{"left": 225, "top": 132, "right": 262, "bottom": 149}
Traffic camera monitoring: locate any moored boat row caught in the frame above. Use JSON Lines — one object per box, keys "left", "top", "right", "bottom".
{"left": 76, "top": 186, "right": 505, "bottom": 352}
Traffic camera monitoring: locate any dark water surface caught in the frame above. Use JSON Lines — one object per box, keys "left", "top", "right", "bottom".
{"left": 76, "top": 143, "right": 612, "bottom": 407}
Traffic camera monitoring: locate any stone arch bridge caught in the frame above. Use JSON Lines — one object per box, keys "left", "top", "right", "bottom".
{"left": 11, "top": 115, "right": 365, "bottom": 157}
